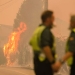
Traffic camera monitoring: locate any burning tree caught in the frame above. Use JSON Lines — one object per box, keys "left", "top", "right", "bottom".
{"left": 12, "top": 0, "right": 48, "bottom": 67}
{"left": 3, "top": 22, "right": 27, "bottom": 66}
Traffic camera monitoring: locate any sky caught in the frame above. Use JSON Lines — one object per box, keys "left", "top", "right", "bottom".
{"left": 48, "top": 0, "right": 75, "bottom": 38}
{"left": 0, "top": 0, "right": 24, "bottom": 26}
{"left": 0, "top": 0, "right": 75, "bottom": 38}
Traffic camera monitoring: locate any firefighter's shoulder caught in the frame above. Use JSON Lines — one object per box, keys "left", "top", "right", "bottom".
{"left": 42, "top": 27, "right": 51, "bottom": 33}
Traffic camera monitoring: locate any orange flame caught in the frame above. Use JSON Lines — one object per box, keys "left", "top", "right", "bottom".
{"left": 3, "top": 22, "right": 27, "bottom": 66}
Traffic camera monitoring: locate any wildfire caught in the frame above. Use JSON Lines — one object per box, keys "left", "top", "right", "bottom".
{"left": 3, "top": 22, "right": 27, "bottom": 66}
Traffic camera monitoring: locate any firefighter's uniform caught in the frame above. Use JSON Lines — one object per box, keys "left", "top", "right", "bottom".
{"left": 66, "top": 28, "right": 75, "bottom": 75}
{"left": 29, "top": 24, "right": 56, "bottom": 75}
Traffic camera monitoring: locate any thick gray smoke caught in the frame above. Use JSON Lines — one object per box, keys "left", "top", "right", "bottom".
{"left": 13, "top": 0, "right": 48, "bottom": 68}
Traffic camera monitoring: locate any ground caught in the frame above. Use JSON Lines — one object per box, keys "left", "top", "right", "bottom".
{"left": 0, "top": 66, "right": 69, "bottom": 75}
{"left": 0, "top": 66, "right": 34, "bottom": 75}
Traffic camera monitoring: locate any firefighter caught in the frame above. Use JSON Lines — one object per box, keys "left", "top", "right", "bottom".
{"left": 54, "top": 15, "right": 75, "bottom": 75}
{"left": 29, "top": 10, "right": 57, "bottom": 75}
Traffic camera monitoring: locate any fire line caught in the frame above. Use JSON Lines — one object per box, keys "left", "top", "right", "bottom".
{"left": 3, "top": 22, "right": 27, "bottom": 66}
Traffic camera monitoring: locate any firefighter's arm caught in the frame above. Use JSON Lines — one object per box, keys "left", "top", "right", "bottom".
{"left": 59, "top": 51, "right": 73, "bottom": 63}
{"left": 61, "top": 34, "right": 75, "bottom": 63}
{"left": 41, "top": 28, "right": 55, "bottom": 64}
{"left": 43, "top": 46, "right": 59, "bottom": 72}
{"left": 53, "top": 51, "right": 73, "bottom": 72}
{"left": 57, "top": 34, "right": 75, "bottom": 65}
{"left": 43, "top": 46, "right": 55, "bottom": 64}
{"left": 52, "top": 52, "right": 73, "bottom": 72}
{"left": 51, "top": 33, "right": 75, "bottom": 72}
{"left": 40, "top": 28, "right": 58, "bottom": 72}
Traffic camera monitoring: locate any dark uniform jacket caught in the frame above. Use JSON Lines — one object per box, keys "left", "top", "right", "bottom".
{"left": 67, "top": 29, "right": 75, "bottom": 75}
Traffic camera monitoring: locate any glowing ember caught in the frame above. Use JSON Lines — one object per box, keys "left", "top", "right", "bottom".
{"left": 3, "top": 22, "right": 27, "bottom": 66}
